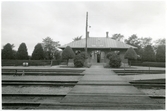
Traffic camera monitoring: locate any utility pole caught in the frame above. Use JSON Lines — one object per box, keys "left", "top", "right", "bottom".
{"left": 85, "top": 12, "right": 88, "bottom": 53}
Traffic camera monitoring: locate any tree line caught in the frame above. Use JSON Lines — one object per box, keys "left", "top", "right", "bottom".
{"left": 2, "top": 34, "right": 166, "bottom": 63}
{"left": 123, "top": 34, "right": 165, "bottom": 62}
{"left": 2, "top": 37, "right": 61, "bottom": 60}
{"left": 73, "top": 33, "right": 165, "bottom": 62}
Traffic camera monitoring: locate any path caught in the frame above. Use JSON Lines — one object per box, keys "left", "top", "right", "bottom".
{"left": 39, "top": 64, "right": 164, "bottom": 110}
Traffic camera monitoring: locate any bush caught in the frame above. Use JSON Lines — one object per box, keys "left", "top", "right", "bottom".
{"left": 106, "top": 52, "right": 113, "bottom": 59}
{"left": 2, "top": 60, "right": 60, "bottom": 66}
{"left": 109, "top": 57, "right": 121, "bottom": 68}
{"left": 131, "top": 60, "right": 142, "bottom": 66}
{"left": 62, "top": 46, "right": 75, "bottom": 66}
{"left": 73, "top": 54, "right": 84, "bottom": 67}
{"left": 108, "top": 52, "right": 121, "bottom": 68}
{"left": 142, "top": 62, "right": 165, "bottom": 67}
{"left": 74, "top": 60, "right": 84, "bottom": 67}
{"left": 131, "top": 61, "right": 165, "bottom": 67}
{"left": 79, "top": 52, "right": 89, "bottom": 59}
{"left": 124, "top": 47, "right": 137, "bottom": 60}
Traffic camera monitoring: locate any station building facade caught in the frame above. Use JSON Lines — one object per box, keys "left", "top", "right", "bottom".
{"left": 59, "top": 32, "right": 136, "bottom": 63}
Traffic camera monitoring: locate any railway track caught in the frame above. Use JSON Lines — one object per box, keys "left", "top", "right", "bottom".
{"left": 2, "top": 69, "right": 165, "bottom": 109}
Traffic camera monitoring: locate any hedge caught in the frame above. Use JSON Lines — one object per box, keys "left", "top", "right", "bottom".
{"left": 131, "top": 61, "right": 165, "bottom": 67}
{"left": 2, "top": 60, "right": 60, "bottom": 66}
{"left": 142, "top": 62, "right": 165, "bottom": 67}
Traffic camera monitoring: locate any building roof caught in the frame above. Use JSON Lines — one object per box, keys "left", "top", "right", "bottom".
{"left": 59, "top": 37, "right": 136, "bottom": 49}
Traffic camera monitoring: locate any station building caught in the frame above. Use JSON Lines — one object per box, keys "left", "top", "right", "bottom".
{"left": 59, "top": 32, "right": 136, "bottom": 63}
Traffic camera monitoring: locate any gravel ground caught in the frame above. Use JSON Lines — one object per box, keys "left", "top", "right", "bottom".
{"left": 120, "top": 74, "right": 165, "bottom": 96}
{"left": 2, "top": 96, "right": 64, "bottom": 103}
{"left": 138, "top": 88, "right": 165, "bottom": 96}
{"left": 2, "top": 86, "right": 73, "bottom": 94}
{"left": 2, "top": 75, "right": 82, "bottom": 81}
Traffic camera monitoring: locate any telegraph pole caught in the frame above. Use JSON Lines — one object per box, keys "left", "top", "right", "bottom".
{"left": 85, "top": 12, "right": 88, "bottom": 53}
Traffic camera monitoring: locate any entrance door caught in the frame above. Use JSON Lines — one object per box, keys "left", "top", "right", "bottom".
{"left": 97, "top": 53, "right": 101, "bottom": 63}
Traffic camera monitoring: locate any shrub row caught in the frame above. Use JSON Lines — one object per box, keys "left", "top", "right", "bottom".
{"left": 131, "top": 61, "right": 165, "bottom": 67}
{"left": 2, "top": 60, "right": 60, "bottom": 66}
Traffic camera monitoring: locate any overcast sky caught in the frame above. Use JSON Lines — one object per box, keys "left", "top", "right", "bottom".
{"left": 1, "top": 1, "right": 166, "bottom": 55}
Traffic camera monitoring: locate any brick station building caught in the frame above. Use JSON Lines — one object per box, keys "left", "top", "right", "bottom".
{"left": 59, "top": 32, "right": 136, "bottom": 63}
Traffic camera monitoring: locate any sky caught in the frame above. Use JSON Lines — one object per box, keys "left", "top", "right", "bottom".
{"left": 1, "top": 0, "right": 166, "bottom": 55}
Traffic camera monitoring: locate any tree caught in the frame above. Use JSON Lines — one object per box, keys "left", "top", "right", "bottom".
{"left": 2, "top": 43, "right": 14, "bottom": 59}
{"left": 154, "top": 38, "right": 165, "bottom": 46}
{"left": 54, "top": 50, "right": 62, "bottom": 61}
{"left": 16, "top": 43, "right": 29, "bottom": 60}
{"left": 73, "top": 36, "right": 82, "bottom": 41}
{"left": 124, "top": 34, "right": 141, "bottom": 47}
{"left": 136, "top": 47, "right": 144, "bottom": 60}
{"left": 153, "top": 38, "right": 166, "bottom": 51}
{"left": 31, "top": 43, "right": 44, "bottom": 60}
{"left": 156, "top": 45, "right": 165, "bottom": 62}
{"left": 12, "top": 50, "right": 17, "bottom": 60}
{"left": 111, "top": 34, "right": 124, "bottom": 41}
{"left": 62, "top": 46, "right": 75, "bottom": 66}
{"left": 142, "top": 45, "right": 156, "bottom": 62}
{"left": 124, "top": 47, "right": 137, "bottom": 66}
{"left": 140, "top": 37, "right": 152, "bottom": 48}
{"left": 42, "top": 37, "right": 60, "bottom": 60}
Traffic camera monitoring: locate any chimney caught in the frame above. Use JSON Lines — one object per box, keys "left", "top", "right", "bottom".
{"left": 87, "top": 31, "right": 89, "bottom": 38}
{"left": 106, "top": 32, "right": 109, "bottom": 38}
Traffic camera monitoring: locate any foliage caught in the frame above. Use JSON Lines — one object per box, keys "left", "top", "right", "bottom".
{"left": 125, "top": 35, "right": 155, "bottom": 62}
{"left": 73, "top": 51, "right": 88, "bottom": 67}
{"left": 2, "top": 60, "right": 60, "bottom": 66}
{"left": 124, "top": 34, "right": 141, "bottom": 47}
{"left": 31, "top": 43, "right": 44, "bottom": 60}
{"left": 2, "top": 43, "right": 14, "bottom": 60}
{"left": 153, "top": 38, "right": 166, "bottom": 51}
{"left": 79, "top": 52, "right": 88, "bottom": 59}
{"left": 154, "top": 38, "right": 165, "bottom": 46}
{"left": 62, "top": 46, "right": 75, "bottom": 66}
{"left": 16, "top": 43, "right": 29, "bottom": 60}
{"left": 42, "top": 37, "right": 60, "bottom": 60}
{"left": 73, "top": 54, "right": 84, "bottom": 67}
{"left": 73, "top": 35, "right": 82, "bottom": 41}
{"left": 136, "top": 47, "right": 144, "bottom": 60}
{"left": 111, "top": 33, "right": 124, "bottom": 41}
{"left": 12, "top": 50, "right": 17, "bottom": 60}
{"left": 54, "top": 50, "right": 62, "bottom": 61}
{"left": 124, "top": 47, "right": 137, "bottom": 60}
{"left": 142, "top": 62, "right": 165, "bottom": 67}
{"left": 156, "top": 45, "right": 165, "bottom": 62}
{"left": 131, "top": 61, "right": 165, "bottom": 68}
{"left": 140, "top": 37, "right": 152, "bottom": 48}
{"left": 109, "top": 52, "right": 121, "bottom": 68}
{"left": 106, "top": 52, "right": 121, "bottom": 68}
{"left": 142, "top": 45, "right": 156, "bottom": 62}
{"left": 125, "top": 35, "right": 153, "bottom": 48}
{"left": 106, "top": 52, "right": 114, "bottom": 59}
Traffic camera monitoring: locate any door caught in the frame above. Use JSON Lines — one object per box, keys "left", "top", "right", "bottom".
{"left": 97, "top": 53, "right": 101, "bottom": 63}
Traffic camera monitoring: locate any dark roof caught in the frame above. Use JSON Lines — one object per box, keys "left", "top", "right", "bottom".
{"left": 59, "top": 37, "right": 136, "bottom": 49}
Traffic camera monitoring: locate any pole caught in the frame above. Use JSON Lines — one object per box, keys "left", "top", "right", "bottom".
{"left": 85, "top": 12, "right": 88, "bottom": 53}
